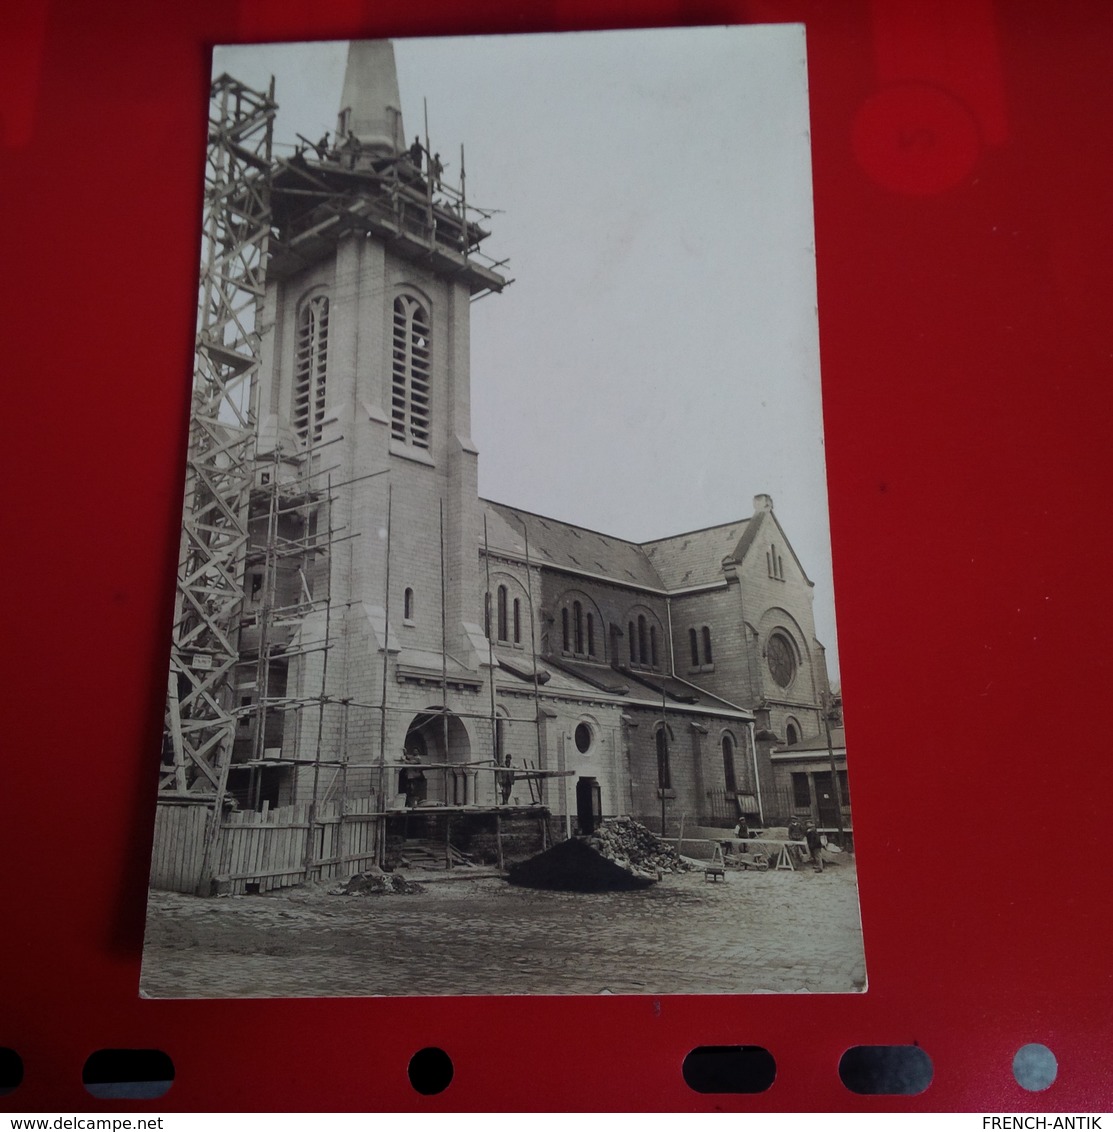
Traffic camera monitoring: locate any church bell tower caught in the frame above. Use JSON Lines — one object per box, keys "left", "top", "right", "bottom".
{"left": 252, "top": 40, "right": 507, "bottom": 790}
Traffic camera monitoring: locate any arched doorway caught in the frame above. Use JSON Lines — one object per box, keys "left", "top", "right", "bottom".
{"left": 402, "top": 707, "right": 472, "bottom": 806}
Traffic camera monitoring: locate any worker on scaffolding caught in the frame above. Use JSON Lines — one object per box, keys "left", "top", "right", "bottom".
{"left": 314, "top": 131, "right": 331, "bottom": 160}
{"left": 495, "top": 753, "right": 515, "bottom": 806}
{"left": 429, "top": 151, "right": 445, "bottom": 192}
{"left": 408, "top": 135, "right": 424, "bottom": 171}
{"left": 401, "top": 748, "right": 426, "bottom": 808}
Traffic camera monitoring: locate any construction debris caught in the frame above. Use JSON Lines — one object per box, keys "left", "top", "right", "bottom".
{"left": 329, "top": 870, "right": 424, "bottom": 896}
{"left": 508, "top": 819, "right": 687, "bottom": 892}
{"left": 395, "top": 839, "right": 475, "bottom": 871}
{"left": 588, "top": 817, "right": 691, "bottom": 876}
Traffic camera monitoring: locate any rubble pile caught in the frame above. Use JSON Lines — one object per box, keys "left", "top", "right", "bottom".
{"left": 507, "top": 838, "right": 656, "bottom": 892}
{"left": 329, "top": 869, "right": 424, "bottom": 896}
{"left": 588, "top": 817, "right": 690, "bottom": 876}
{"left": 507, "top": 819, "right": 687, "bottom": 892}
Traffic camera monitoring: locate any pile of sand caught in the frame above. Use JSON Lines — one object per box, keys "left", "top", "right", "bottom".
{"left": 507, "top": 838, "right": 656, "bottom": 892}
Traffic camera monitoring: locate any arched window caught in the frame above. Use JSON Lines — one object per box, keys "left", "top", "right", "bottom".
{"left": 391, "top": 294, "right": 431, "bottom": 449}
{"left": 573, "top": 601, "right": 583, "bottom": 653}
{"left": 785, "top": 718, "right": 800, "bottom": 745}
{"left": 497, "top": 585, "right": 508, "bottom": 642}
{"left": 403, "top": 587, "right": 414, "bottom": 621}
{"left": 650, "top": 625, "right": 658, "bottom": 668}
{"left": 628, "top": 622, "right": 636, "bottom": 664}
{"left": 586, "top": 613, "right": 595, "bottom": 657}
{"left": 294, "top": 294, "right": 329, "bottom": 443}
{"left": 689, "top": 628, "right": 699, "bottom": 667}
{"left": 638, "top": 616, "right": 648, "bottom": 665}
{"left": 656, "top": 726, "right": 671, "bottom": 790}
{"left": 722, "top": 734, "right": 737, "bottom": 793}
{"left": 702, "top": 626, "right": 713, "bottom": 665}
{"left": 562, "top": 608, "right": 571, "bottom": 652}
{"left": 513, "top": 598, "right": 521, "bottom": 645}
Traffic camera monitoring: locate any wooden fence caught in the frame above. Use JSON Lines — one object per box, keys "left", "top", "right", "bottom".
{"left": 149, "top": 800, "right": 211, "bottom": 893}
{"left": 150, "top": 796, "right": 383, "bottom": 895}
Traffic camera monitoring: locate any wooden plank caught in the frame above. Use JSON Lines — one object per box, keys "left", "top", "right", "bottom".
{"left": 261, "top": 811, "right": 276, "bottom": 891}
{"left": 151, "top": 807, "right": 167, "bottom": 889}
{"left": 181, "top": 807, "right": 196, "bottom": 892}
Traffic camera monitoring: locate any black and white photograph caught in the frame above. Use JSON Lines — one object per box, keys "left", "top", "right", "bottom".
{"left": 141, "top": 26, "right": 866, "bottom": 998}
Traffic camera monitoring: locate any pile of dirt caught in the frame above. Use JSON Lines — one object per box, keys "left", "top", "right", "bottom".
{"left": 588, "top": 817, "right": 690, "bottom": 876}
{"left": 328, "top": 870, "right": 424, "bottom": 896}
{"left": 507, "top": 837, "right": 657, "bottom": 892}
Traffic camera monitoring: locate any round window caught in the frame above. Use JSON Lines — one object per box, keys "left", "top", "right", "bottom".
{"left": 574, "top": 722, "right": 593, "bottom": 754}
{"left": 766, "top": 633, "right": 797, "bottom": 688}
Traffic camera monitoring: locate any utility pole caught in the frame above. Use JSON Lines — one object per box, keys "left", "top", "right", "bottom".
{"left": 823, "top": 692, "right": 845, "bottom": 840}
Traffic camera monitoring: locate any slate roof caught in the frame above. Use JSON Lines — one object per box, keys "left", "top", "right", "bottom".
{"left": 641, "top": 520, "right": 752, "bottom": 590}
{"left": 773, "top": 726, "right": 846, "bottom": 754}
{"left": 481, "top": 501, "right": 796, "bottom": 598}
{"left": 494, "top": 654, "right": 626, "bottom": 701}
{"left": 494, "top": 653, "right": 750, "bottom": 717}
{"left": 482, "top": 500, "right": 665, "bottom": 589}
{"left": 546, "top": 656, "right": 631, "bottom": 695}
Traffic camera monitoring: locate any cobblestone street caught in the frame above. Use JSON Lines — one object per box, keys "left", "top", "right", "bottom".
{"left": 140, "top": 858, "right": 866, "bottom": 998}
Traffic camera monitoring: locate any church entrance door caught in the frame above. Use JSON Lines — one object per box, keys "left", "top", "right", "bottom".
{"left": 812, "top": 771, "right": 839, "bottom": 827}
{"left": 575, "top": 777, "right": 602, "bottom": 835}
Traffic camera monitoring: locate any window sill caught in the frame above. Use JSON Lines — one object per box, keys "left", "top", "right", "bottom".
{"left": 656, "top": 788, "right": 677, "bottom": 799}
{"left": 403, "top": 618, "right": 416, "bottom": 628}
{"left": 390, "top": 439, "right": 435, "bottom": 467}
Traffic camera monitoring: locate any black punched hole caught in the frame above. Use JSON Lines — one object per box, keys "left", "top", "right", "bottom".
{"left": 839, "top": 1045, "right": 933, "bottom": 1096}
{"left": 0, "top": 1048, "right": 24, "bottom": 1095}
{"left": 82, "top": 1049, "right": 174, "bottom": 1100}
{"left": 408, "top": 1047, "right": 454, "bottom": 1096}
{"left": 683, "top": 1045, "right": 777, "bottom": 1094}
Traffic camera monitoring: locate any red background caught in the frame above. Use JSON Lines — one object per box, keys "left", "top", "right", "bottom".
{"left": 4, "top": 0, "right": 1112, "bottom": 1111}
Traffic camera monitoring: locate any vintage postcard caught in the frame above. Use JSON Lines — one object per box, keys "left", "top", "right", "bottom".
{"left": 142, "top": 26, "right": 864, "bottom": 997}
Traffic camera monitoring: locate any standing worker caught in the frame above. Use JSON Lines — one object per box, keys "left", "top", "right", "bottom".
{"left": 804, "top": 820, "right": 824, "bottom": 873}
{"left": 496, "top": 753, "right": 515, "bottom": 806}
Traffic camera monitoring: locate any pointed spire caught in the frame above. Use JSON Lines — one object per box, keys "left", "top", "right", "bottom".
{"left": 337, "top": 40, "right": 404, "bottom": 154}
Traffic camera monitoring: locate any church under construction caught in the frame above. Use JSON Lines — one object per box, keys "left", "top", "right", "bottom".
{"left": 151, "top": 40, "right": 846, "bottom": 895}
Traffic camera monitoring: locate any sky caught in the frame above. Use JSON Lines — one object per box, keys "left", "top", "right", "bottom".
{"left": 213, "top": 27, "right": 840, "bottom": 678}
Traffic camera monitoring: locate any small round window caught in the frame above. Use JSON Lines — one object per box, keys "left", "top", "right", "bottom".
{"left": 574, "top": 722, "right": 593, "bottom": 754}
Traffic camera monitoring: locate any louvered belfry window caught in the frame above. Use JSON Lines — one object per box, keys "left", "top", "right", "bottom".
{"left": 294, "top": 295, "right": 329, "bottom": 443}
{"left": 392, "top": 294, "right": 431, "bottom": 448}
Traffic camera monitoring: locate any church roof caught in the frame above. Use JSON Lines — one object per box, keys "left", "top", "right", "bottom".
{"left": 641, "top": 520, "right": 752, "bottom": 589}
{"left": 772, "top": 726, "right": 846, "bottom": 754}
{"left": 482, "top": 501, "right": 666, "bottom": 589}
